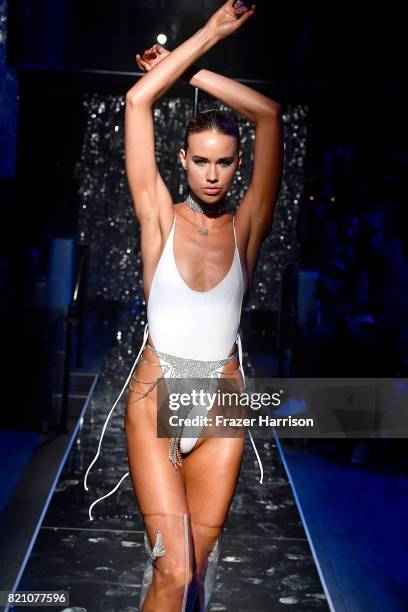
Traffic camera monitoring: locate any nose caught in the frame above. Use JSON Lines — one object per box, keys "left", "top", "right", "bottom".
{"left": 206, "top": 164, "right": 219, "bottom": 183}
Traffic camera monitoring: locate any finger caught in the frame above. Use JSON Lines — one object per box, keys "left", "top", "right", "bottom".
{"left": 144, "top": 50, "right": 156, "bottom": 61}
{"left": 234, "top": 1, "right": 256, "bottom": 10}
{"left": 235, "top": 1, "right": 255, "bottom": 14}
{"left": 233, "top": 0, "right": 247, "bottom": 10}
{"left": 136, "top": 54, "right": 149, "bottom": 72}
{"left": 156, "top": 44, "right": 169, "bottom": 54}
{"left": 236, "top": 3, "right": 256, "bottom": 21}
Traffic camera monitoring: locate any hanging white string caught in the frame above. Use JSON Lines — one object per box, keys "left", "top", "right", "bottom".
{"left": 236, "top": 331, "right": 264, "bottom": 484}
{"left": 84, "top": 323, "right": 264, "bottom": 521}
{"left": 247, "top": 428, "right": 264, "bottom": 484}
{"left": 84, "top": 322, "right": 150, "bottom": 519}
{"left": 88, "top": 472, "right": 130, "bottom": 522}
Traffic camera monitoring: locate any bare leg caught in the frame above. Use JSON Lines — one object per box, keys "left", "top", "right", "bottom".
{"left": 141, "top": 512, "right": 195, "bottom": 611}
{"left": 183, "top": 436, "right": 245, "bottom": 610}
{"left": 183, "top": 357, "right": 246, "bottom": 610}
{"left": 124, "top": 345, "right": 245, "bottom": 610}
{"left": 125, "top": 377, "right": 196, "bottom": 611}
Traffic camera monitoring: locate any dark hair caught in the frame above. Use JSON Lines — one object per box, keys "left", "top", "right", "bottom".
{"left": 184, "top": 109, "right": 240, "bottom": 152}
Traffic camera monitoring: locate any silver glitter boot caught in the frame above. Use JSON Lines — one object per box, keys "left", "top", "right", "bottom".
{"left": 202, "top": 535, "right": 221, "bottom": 610}
{"left": 139, "top": 528, "right": 166, "bottom": 610}
{"left": 139, "top": 513, "right": 192, "bottom": 611}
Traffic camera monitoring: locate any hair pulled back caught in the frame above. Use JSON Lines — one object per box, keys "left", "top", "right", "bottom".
{"left": 184, "top": 109, "right": 240, "bottom": 152}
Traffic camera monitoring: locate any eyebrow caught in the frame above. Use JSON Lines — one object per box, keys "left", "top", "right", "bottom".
{"left": 191, "top": 155, "right": 235, "bottom": 162}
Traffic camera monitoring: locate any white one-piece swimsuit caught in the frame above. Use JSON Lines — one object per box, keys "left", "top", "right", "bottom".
{"left": 84, "top": 210, "right": 264, "bottom": 521}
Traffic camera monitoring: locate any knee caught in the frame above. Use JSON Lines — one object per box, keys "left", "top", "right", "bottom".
{"left": 154, "top": 565, "right": 194, "bottom": 594}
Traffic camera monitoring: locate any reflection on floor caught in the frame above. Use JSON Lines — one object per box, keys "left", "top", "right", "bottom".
{"left": 12, "top": 313, "right": 329, "bottom": 611}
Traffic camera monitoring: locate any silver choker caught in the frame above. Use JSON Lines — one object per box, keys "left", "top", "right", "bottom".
{"left": 185, "top": 192, "right": 227, "bottom": 217}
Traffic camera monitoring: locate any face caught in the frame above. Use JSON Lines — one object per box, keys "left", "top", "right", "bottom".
{"left": 179, "top": 129, "right": 242, "bottom": 203}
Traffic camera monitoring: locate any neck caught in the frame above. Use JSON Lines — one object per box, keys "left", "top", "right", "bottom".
{"left": 185, "top": 192, "right": 228, "bottom": 217}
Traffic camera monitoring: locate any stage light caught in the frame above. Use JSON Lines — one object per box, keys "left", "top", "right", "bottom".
{"left": 157, "top": 33, "right": 167, "bottom": 44}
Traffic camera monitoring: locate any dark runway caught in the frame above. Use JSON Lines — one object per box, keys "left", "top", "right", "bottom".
{"left": 2, "top": 0, "right": 407, "bottom": 610}
{"left": 12, "top": 328, "right": 329, "bottom": 611}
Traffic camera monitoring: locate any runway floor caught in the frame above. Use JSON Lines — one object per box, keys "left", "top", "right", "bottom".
{"left": 12, "top": 328, "right": 329, "bottom": 611}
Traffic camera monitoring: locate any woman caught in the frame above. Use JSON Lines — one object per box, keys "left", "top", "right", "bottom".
{"left": 84, "top": 1, "right": 283, "bottom": 610}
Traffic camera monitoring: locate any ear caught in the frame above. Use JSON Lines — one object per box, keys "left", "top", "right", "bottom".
{"left": 179, "top": 148, "right": 187, "bottom": 171}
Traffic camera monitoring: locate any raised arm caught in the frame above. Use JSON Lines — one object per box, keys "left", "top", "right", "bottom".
{"left": 125, "top": 1, "right": 256, "bottom": 225}
{"left": 177, "top": 65, "right": 283, "bottom": 283}
{"left": 178, "top": 63, "right": 283, "bottom": 246}
{"left": 136, "top": 36, "right": 283, "bottom": 281}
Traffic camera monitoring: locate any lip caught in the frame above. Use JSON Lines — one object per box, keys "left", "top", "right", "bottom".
{"left": 203, "top": 187, "right": 221, "bottom": 194}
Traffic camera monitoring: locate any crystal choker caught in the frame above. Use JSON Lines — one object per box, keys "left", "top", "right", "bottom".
{"left": 185, "top": 192, "right": 228, "bottom": 217}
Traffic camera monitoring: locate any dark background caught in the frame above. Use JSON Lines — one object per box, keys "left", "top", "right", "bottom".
{"left": 0, "top": 5, "right": 407, "bottom": 601}
{"left": 7, "top": 0, "right": 407, "bottom": 85}
{"left": 1, "top": 0, "right": 407, "bottom": 391}
{"left": 5, "top": 0, "right": 407, "bottom": 250}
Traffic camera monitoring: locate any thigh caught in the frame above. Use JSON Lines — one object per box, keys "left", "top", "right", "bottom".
{"left": 182, "top": 436, "right": 244, "bottom": 584}
{"left": 183, "top": 353, "right": 246, "bottom": 525}
{"left": 183, "top": 436, "right": 245, "bottom": 526}
{"left": 124, "top": 355, "right": 188, "bottom": 516}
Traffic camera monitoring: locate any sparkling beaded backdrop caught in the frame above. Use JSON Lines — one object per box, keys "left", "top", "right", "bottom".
{"left": 78, "top": 94, "right": 308, "bottom": 513}
{"left": 78, "top": 93, "right": 307, "bottom": 381}
{"left": 78, "top": 94, "right": 308, "bottom": 312}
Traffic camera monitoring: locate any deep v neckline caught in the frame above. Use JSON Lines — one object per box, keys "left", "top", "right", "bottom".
{"left": 172, "top": 211, "right": 237, "bottom": 294}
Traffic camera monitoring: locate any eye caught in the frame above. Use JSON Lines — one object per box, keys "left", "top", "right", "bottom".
{"left": 220, "top": 160, "right": 233, "bottom": 166}
{"left": 193, "top": 159, "right": 206, "bottom": 165}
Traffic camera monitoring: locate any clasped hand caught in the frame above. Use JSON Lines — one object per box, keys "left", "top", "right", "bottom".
{"left": 136, "top": 0, "right": 256, "bottom": 72}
